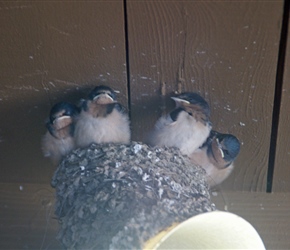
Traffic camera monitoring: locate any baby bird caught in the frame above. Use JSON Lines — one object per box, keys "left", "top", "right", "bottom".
{"left": 42, "top": 102, "right": 80, "bottom": 165}
{"left": 74, "top": 85, "right": 130, "bottom": 148}
{"left": 190, "top": 130, "right": 241, "bottom": 187}
{"left": 147, "top": 92, "right": 212, "bottom": 155}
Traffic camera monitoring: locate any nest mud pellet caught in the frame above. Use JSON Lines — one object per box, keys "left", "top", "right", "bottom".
{"left": 51, "top": 142, "right": 216, "bottom": 249}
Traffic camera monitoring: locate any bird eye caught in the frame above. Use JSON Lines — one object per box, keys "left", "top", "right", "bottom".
{"left": 64, "top": 110, "right": 71, "bottom": 116}
{"left": 223, "top": 149, "right": 229, "bottom": 156}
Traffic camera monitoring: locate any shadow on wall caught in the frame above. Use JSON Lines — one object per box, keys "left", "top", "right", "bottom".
{"left": 0, "top": 84, "right": 100, "bottom": 183}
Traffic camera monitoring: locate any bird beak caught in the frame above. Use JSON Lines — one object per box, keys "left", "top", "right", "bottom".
{"left": 216, "top": 138, "right": 224, "bottom": 158}
{"left": 171, "top": 97, "right": 190, "bottom": 105}
{"left": 93, "top": 93, "right": 115, "bottom": 102}
{"left": 53, "top": 115, "right": 71, "bottom": 124}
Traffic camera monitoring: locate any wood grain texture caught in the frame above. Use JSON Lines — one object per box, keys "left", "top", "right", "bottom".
{"left": 0, "top": 183, "right": 62, "bottom": 249}
{"left": 273, "top": 14, "right": 290, "bottom": 192}
{"left": 127, "top": 1, "right": 284, "bottom": 191}
{"left": 0, "top": 1, "right": 127, "bottom": 183}
{"left": 212, "top": 190, "right": 290, "bottom": 250}
{"left": 1, "top": 182, "right": 289, "bottom": 250}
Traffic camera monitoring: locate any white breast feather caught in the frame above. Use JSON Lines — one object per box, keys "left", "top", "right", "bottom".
{"left": 42, "top": 132, "right": 74, "bottom": 164}
{"left": 205, "top": 163, "right": 234, "bottom": 187}
{"left": 74, "top": 109, "right": 130, "bottom": 148}
{"left": 150, "top": 111, "right": 211, "bottom": 155}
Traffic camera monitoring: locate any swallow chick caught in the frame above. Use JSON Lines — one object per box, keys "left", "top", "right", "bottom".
{"left": 42, "top": 102, "right": 80, "bottom": 165}
{"left": 190, "top": 130, "right": 241, "bottom": 187}
{"left": 74, "top": 85, "right": 131, "bottom": 148}
{"left": 147, "top": 92, "right": 212, "bottom": 155}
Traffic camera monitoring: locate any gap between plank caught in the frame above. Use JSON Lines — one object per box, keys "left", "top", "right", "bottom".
{"left": 267, "top": 0, "right": 290, "bottom": 192}
{"left": 123, "top": 0, "right": 132, "bottom": 120}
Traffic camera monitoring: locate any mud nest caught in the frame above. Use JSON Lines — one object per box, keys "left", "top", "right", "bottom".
{"left": 51, "top": 142, "right": 216, "bottom": 249}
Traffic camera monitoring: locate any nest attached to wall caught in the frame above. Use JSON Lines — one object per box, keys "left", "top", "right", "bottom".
{"left": 51, "top": 142, "right": 216, "bottom": 249}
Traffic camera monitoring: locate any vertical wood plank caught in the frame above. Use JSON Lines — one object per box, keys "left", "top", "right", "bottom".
{"left": 273, "top": 13, "right": 290, "bottom": 192}
{"left": 0, "top": 183, "right": 62, "bottom": 249}
{"left": 211, "top": 191, "right": 290, "bottom": 249}
{"left": 0, "top": 1, "right": 126, "bottom": 183}
{"left": 127, "top": 1, "right": 283, "bottom": 191}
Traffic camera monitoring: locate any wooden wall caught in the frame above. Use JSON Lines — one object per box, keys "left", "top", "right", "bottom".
{"left": 273, "top": 7, "right": 290, "bottom": 192}
{"left": 1, "top": 1, "right": 290, "bottom": 249}
{"left": 0, "top": 0, "right": 290, "bottom": 191}
{"left": 0, "top": 1, "right": 128, "bottom": 182}
{"left": 0, "top": 1, "right": 288, "bottom": 190}
{"left": 127, "top": 1, "right": 284, "bottom": 192}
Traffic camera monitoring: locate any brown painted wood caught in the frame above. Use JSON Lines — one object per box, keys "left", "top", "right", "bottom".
{"left": 0, "top": 1, "right": 127, "bottom": 183}
{"left": 273, "top": 15, "right": 290, "bottom": 192}
{"left": 212, "top": 190, "right": 290, "bottom": 250}
{"left": 1, "top": 182, "right": 289, "bottom": 249}
{"left": 0, "top": 183, "right": 62, "bottom": 249}
{"left": 127, "top": 1, "right": 283, "bottom": 191}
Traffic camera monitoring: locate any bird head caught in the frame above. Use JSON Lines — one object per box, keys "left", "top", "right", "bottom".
{"left": 47, "top": 102, "right": 79, "bottom": 137}
{"left": 209, "top": 131, "right": 241, "bottom": 168}
{"left": 170, "top": 92, "right": 210, "bottom": 125}
{"left": 88, "top": 85, "right": 117, "bottom": 105}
